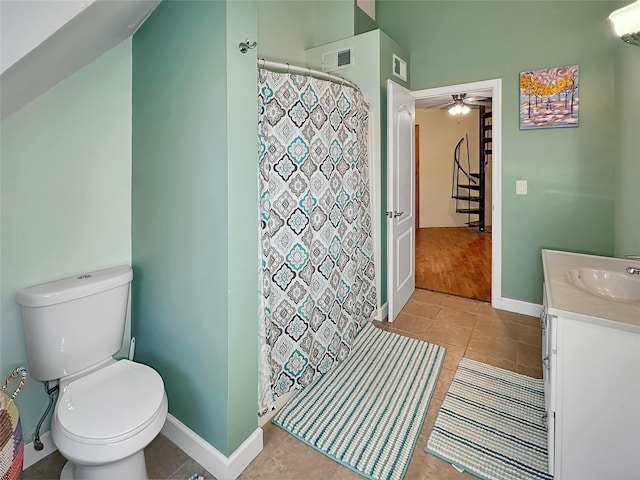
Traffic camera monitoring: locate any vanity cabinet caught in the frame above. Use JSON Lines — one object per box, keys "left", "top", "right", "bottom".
{"left": 542, "top": 249, "right": 640, "bottom": 480}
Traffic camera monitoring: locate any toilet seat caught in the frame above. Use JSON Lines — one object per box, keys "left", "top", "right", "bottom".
{"left": 56, "top": 360, "right": 165, "bottom": 444}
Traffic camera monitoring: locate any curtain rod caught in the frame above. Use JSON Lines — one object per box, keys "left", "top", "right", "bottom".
{"left": 258, "top": 58, "right": 360, "bottom": 91}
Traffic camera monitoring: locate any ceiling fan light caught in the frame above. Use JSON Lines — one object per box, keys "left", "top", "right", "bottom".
{"left": 448, "top": 104, "right": 462, "bottom": 115}
{"left": 448, "top": 103, "right": 470, "bottom": 116}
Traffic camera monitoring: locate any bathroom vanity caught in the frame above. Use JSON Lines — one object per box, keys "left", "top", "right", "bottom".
{"left": 541, "top": 250, "right": 640, "bottom": 480}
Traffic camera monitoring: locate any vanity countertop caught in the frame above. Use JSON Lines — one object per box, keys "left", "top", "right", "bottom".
{"left": 542, "top": 249, "right": 640, "bottom": 333}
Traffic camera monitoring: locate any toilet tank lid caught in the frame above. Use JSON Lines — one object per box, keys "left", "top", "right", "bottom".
{"left": 16, "top": 265, "right": 133, "bottom": 307}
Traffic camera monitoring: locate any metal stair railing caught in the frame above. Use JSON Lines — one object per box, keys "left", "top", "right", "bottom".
{"left": 451, "top": 134, "right": 481, "bottom": 228}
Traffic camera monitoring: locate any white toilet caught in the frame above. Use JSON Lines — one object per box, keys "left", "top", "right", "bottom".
{"left": 16, "top": 266, "right": 168, "bottom": 480}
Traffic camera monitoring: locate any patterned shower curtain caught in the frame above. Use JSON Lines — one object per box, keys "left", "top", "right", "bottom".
{"left": 257, "top": 69, "right": 377, "bottom": 414}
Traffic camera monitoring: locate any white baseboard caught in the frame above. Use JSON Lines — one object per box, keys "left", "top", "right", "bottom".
{"left": 24, "top": 431, "right": 57, "bottom": 469}
{"left": 375, "top": 302, "right": 388, "bottom": 321}
{"left": 161, "top": 414, "right": 262, "bottom": 480}
{"left": 500, "top": 297, "right": 543, "bottom": 317}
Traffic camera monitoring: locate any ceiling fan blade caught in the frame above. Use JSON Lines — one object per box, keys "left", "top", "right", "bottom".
{"left": 465, "top": 97, "right": 492, "bottom": 105}
{"left": 432, "top": 100, "right": 455, "bottom": 108}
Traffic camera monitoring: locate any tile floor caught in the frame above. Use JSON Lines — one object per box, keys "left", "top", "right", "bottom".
{"left": 24, "top": 289, "right": 542, "bottom": 480}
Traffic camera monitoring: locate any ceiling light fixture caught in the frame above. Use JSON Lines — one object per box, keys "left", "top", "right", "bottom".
{"left": 609, "top": 0, "right": 640, "bottom": 47}
{"left": 448, "top": 95, "right": 471, "bottom": 117}
{"left": 448, "top": 103, "right": 471, "bottom": 116}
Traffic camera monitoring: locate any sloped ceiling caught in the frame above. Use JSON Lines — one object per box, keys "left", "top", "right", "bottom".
{"left": 0, "top": 0, "right": 160, "bottom": 120}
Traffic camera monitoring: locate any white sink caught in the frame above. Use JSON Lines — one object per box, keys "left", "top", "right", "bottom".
{"left": 567, "top": 268, "right": 640, "bottom": 302}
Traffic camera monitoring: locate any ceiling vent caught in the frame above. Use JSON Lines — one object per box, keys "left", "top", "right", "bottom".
{"left": 321, "top": 48, "right": 353, "bottom": 72}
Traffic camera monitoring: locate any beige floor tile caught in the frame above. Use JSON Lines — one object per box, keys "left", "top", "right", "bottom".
{"left": 473, "top": 316, "right": 520, "bottom": 340}
{"left": 438, "top": 343, "right": 465, "bottom": 372}
{"left": 404, "top": 449, "right": 429, "bottom": 480}
{"left": 389, "top": 312, "right": 433, "bottom": 336}
{"left": 423, "top": 322, "right": 472, "bottom": 349}
{"left": 328, "top": 465, "right": 366, "bottom": 480}
{"left": 495, "top": 309, "right": 524, "bottom": 324}
{"left": 169, "top": 458, "right": 216, "bottom": 479}
{"left": 419, "top": 395, "right": 444, "bottom": 440}
{"left": 146, "top": 434, "right": 191, "bottom": 479}
{"left": 519, "top": 323, "right": 542, "bottom": 346}
{"left": 261, "top": 420, "right": 293, "bottom": 448}
{"left": 402, "top": 299, "right": 441, "bottom": 319}
{"left": 467, "top": 332, "right": 518, "bottom": 361}
{"left": 517, "top": 313, "right": 541, "bottom": 327}
{"left": 517, "top": 342, "right": 543, "bottom": 369}
{"left": 439, "top": 294, "right": 490, "bottom": 315}
{"left": 23, "top": 450, "right": 66, "bottom": 480}
{"left": 460, "top": 300, "right": 496, "bottom": 318}
{"left": 240, "top": 431, "right": 340, "bottom": 479}
{"left": 432, "top": 367, "right": 456, "bottom": 400}
{"left": 433, "top": 306, "right": 479, "bottom": 329}
{"left": 412, "top": 288, "right": 448, "bottom": 305}
{"left": 371, "top": 319, "right": 389, "bottom": 330}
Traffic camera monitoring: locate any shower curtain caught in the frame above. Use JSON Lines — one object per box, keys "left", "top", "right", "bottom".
{"left": 257, "top": 69, "right": 376, "bottom": 414}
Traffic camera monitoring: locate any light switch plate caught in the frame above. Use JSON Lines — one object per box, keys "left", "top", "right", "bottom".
{"left": 516, "top": 180, "right": 528, "bottom": 195}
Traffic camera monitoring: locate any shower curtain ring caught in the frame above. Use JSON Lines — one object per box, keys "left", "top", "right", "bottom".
{"left": 286, "top": 63, "right": 290, "bottom": 74}
{"left": 261, "top": 58, "right": 266, "bottom": 70}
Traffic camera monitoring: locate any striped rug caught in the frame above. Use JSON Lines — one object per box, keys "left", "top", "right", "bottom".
{"left": 426, "top": 358, "right": 553, "bottom": 480}
{"left": 273, "top": 322, "right": 446, "bottom": 480}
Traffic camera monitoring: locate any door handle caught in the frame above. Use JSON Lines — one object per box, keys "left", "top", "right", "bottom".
{"left": 385, "top": 211, "right": 405, "bottom": 219}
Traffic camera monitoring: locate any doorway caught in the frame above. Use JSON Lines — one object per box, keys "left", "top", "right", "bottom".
{"left": 411, "top": 79, "right": 502, "bottom": 308}
{"left": 415, "top": 97, "right": 492, "bottom": 301}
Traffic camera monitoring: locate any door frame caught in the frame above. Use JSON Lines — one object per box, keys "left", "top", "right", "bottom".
{"left": 412, "top": 79, "right": 502, "bottom": 308}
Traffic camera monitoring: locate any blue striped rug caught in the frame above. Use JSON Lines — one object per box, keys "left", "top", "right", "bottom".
{"left": 426, "top": 358, "right": 553, "bottom": 480}
{"left": 273, "top": 322, "right": 446, "bottom": 480}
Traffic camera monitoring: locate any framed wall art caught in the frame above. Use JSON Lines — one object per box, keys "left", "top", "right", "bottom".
{"left": 519, "top": 65, "right": 579, "bottom": 130}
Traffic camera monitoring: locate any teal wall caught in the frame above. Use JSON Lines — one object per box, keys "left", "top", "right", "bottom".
{"left": 0, "top": 39, "right": 132, "bottom": 441}
{"left": 377, "top": 1, "right": 619, "bottom": 303}
{"left": 257, "top": 0, "right": 359, "bottom": 65}
{"left": 132, "top": 0, "right": 258, "bottom": 456}
{"left": 314, "top": 0, "right": 354, "bottom": 45}
{"left": 257, "top": 0, "right": 315, "bottom": 64}
{"left": 614, "top": 45, "right": 640, "bottom": 257}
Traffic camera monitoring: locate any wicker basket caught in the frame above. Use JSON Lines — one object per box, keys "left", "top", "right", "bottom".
{"left": 0, "top": 368, "right": 26, "bottom": 480}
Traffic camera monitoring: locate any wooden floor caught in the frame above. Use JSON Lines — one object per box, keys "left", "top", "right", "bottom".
{"left": 416, "top": 226, "right": 491, "bottom": 302}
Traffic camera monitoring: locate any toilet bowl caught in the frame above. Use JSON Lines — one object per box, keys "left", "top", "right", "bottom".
{"left": 16, "top": 266, "right": 168, "bottom": 480}
{"left": 53, "top": 360, "right": 168, "bottom": 480}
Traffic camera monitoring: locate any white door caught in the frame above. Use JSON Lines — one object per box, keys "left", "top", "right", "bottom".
{"left": 387, "top": 80, "right": 416, "bottom": 322}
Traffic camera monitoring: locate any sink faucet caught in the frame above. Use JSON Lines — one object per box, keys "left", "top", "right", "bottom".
{"left": 627, "top": 266, "right": 640, "bottom": 276}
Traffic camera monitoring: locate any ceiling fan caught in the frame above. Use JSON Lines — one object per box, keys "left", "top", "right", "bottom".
{"left": 437, "top": 93, "right": 492, "bottom": 116}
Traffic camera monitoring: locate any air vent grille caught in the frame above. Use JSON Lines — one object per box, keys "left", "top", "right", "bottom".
{"left": 337, "top": 49, "right": 351, "bottom": 67}
{"left": 322, "top": 48, "right": 353, "bottom": 72}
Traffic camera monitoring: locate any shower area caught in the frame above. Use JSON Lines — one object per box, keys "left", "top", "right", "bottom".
{"left": 256, "top": 65, "right": 377, "bottom": 414}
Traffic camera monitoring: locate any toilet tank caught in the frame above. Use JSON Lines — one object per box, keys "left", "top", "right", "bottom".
{"left": 16, "top": 266, "right": 133, "bottom": 382}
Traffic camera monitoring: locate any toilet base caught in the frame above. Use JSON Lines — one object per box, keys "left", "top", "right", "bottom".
{"left": 59, "top": 450, "right": 148, "bottom": 480}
